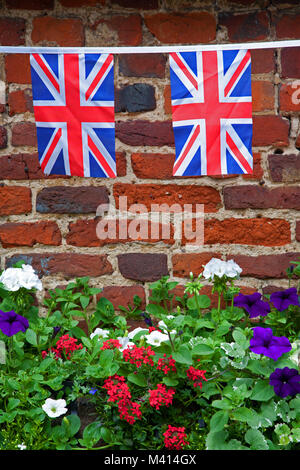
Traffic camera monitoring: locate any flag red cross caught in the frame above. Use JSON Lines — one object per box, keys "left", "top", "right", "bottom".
{"left": 171, "top": 51, "right": 252, "bottom": 175}
{"left": 32, "top": 53, "right": 115, "bottom": 177}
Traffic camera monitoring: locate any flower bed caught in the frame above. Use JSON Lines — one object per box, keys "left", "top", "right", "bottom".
{"left": 0, "top": 258, "right": 299, "bottom": 450}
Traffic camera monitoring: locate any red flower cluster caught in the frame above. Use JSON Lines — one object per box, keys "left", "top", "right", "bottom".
{"left": 42, "top": 334, "right": 83, "bottom": 360}
{"left": 163, "top": 425, "right": 189, "bottom": 450}
{"left": 157, "top": 354, "right": 177, "bottom": 375}
{"left": 122, "top": 345, "right": 155, "bottom": 368}
{"left": 186, "top": 366, "right": 207, "bottom": 388}
{"left": 103, "top": 374, "right": 142, "bottom": 425}
{"left": 148, "top": 383, "right": 175, "bottom": 410}
{"left": 100, "top": 339, "right": 122, "bottom": 350}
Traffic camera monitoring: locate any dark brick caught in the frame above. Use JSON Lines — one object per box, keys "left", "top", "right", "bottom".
{"left": 11, "top": 122, "right": 37, "bottom": 147}
{"left": 110, "top": 0, "right": 158, "bottom": 8}
{"left": 6, "top": 253, "right": 113, "bottom": 278}
{"left": 36, "top": 186, "right": 109, "bottom": 214}
{"left": 296, "top": 221, "right": 300, "bottom": 242}
{"left": 115, "top": 84, "right": 156, "bottom": 113}
{"left": 0, "top": 153, "right": 69, "bottom": 180}
{"left": 281, "top": 47, "right": 300, "bottom": 79}
{"left": 119, "top": 53, "right": 166, "bottom": 78}
{"left": 268, "top": 154, "right": 300, "bottom": 183}
{"left": 0, "top": 17, "right": 26, "bottom": 46}
{"left": 0, "top": 127, "right": 7, "bottom": 149}
{"left": 231, "top": 253, "right": 300, "bottom": 279}
{"left": 6, "top": 0, "right": 54, "bottom": 8}
{"left": 118, "top": 253, "right": 168, "bottom": 281}
{"left": 224, "top": 185, "right": 300, "bottom": 210}
{"left": 116, "top": 120, "right": 174, "bottom": 146}
{"left": 219, "top": 12, "right": 269, "bottom": 42}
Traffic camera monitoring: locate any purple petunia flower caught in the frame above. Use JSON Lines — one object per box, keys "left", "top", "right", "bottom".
{"left": 0, "top": 310, "right": 29, "bottom": 337}
{"left": 270, "top": 287, "right": 300, "bottom": 312}
{"left": 234, "top": 292, "right": 270, "bottom": 318}
{"left": 269, "top": 367, "right": 300, "bottom": 398}
{"left": 249, "top": 327, "right": 292, "bottom": 361}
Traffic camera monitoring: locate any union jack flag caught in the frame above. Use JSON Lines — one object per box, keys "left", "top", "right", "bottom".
{"left": 169, "top": 49, "right": 253, "bottom": 176}
{"left": 30, "top": 53, "right": 116, "bottom": 178}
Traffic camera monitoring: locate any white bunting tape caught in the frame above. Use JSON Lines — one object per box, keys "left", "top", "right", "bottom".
{"left": 0, "top": 39, "right": 300, "bottom": 54}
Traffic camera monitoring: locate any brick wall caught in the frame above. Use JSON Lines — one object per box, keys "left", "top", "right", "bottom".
{"left": 0, "top": 0, "right": 300, "bottom": 311}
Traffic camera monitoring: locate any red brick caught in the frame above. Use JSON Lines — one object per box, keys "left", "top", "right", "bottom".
{"left": 119, "top": 53, "right": 166, "bottom": 78}
{"left": 172, "top": 252, "right": 222, "bottom": 278}
{"left": 252, "top": 115, "right": 289, "bottom": 147}
{"left": 268, "top": 154, "right": 300, "bottom": 183}
{"left": 32, "top": 17, "right": 84, "bottom": 47}
{"left": 144, "top": 12, "right": 216, "bottom": 44}
{"left": 97, "top": 285, "right": 146, "bottom": 310}
{"left": 66, "top": 218, "right": 174, "bottom": 247}
{"left": 118, "top": 253, "right": 168, "bottom": 281}
{"left": 36, "top": 186, "right": 109, "bottom": 214}
{"left": 281, "top": 47, "right": 300, "bottom": 79}
{"left": 275, "top": 13, "right": 300, "bottom": 40}
{"left": 0, "top": 127, "right": 7, "bottom": 149}
{"left": 116, "top": 120, "right": 174, "bottom": 147}
{"left": 0, "top": 186, "right": 32, "bottom": 215}
{"left": 242, "top": 152, "right": 263, "bottom": 180}
{"left": 224, "top": 185, "right": 300, "bottom": 210}
{"left": 6, "top": 253, "right": 113, "bottom": 278}
{"left": 60, "top": 0, "right": 105, "bottom": 5}
{"left": 279, "top": 83, "right": 300, "bottom": 112}
{"left": 5, "top": 54, "right": 31, "bottom": 84}
{"left": 252, "top": 80, "right": 274, "bottom": 112}
{"left": 131, "top": 153, "right": 174, "bottom": 179}
{"left": 296, "top": 221, "right": 300, "bottom": 242}
{"left": 204, "top": 217, "right": 291, "bottom": 246}
{"left": 116, "top": 151, "right": 127, "bottom": 177}
{"left": 11, "top": 122, "right": 37, "bottom": 148}
{"left": 0, "top": 221, "right": 61, "bottom": 248}
{"left": 231, "top": 253, "right": 300, "bottom": 279}
{"left": 91, "top": 15, "right": 142, "bottom": 46}
{"left": 6, "top": 0, "right": 54, "bottom": 8}
{"left": 0, "top": 17, "right": 26, "bottom": 46}
{"left": 0, "top": 153, "right": 69, "bottom": 180}
{"left": 113, "top": 183, "right": 222, "bottom": 213}
{"left": 164, "top": 85, "right": 171, "bottom": 116}
{"left": 251, "top": 48, "right": 275, "bottom": 74}
{"left": 8, "top": 89, "right": 33, "bottom": 116}
{"left": 219, "top": 12, "right": 269, "bottom": 41}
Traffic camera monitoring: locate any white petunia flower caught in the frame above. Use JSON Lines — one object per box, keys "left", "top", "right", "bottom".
{"left": 127, "top": 327, "right": 148, "bottom": 340}
{"left": 17, "top": 443, "right": 27, "bottom": 450}
{"left": 117, "top": 336, "right": 135, "bottom": 352}
{"left": 145, "top": 330, "right": 169, "bottom": 347}
{"left": 0, "top": 265, "right": 42, "bottom": 292}
{"left": 90, "top": 328, "right": 110, "bottom": 340}
{"left": 42, "top": 398, "right": 68, "bottom": 418}
{"left": 158, "top": 317, "right": 176, "bottom": 335}
{"left": 203, "top": 258, "right": 242, "bottom": 280}
{"left": 225, "top": 259, "right": 242, "bottom": 278}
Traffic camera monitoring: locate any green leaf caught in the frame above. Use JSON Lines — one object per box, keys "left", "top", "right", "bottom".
{"left": 192, "top": 344, "right": 214, "bottom": 356}
{"left": 163, "top": 376, "right": 179, "bottom": 387}
{"left": 250, "top": 380, "right": 275, "bottom": 402}
{"left": 127, "top": 372, "right": 147, "bottom": 387}
{"left": 209, "top": 410, "right": 229, "bottom": 433}
{"left": 212, "top": 398, "right": 233, "bottom": 410}
{"left": 7, "top": 398, "right": 20, "bottom": 411}
{"left": 99, "top": 349, "right": 114, "bottom": 368}
{"left": 172, "top": 346, "right": 193, "bottom": 365}
{"left": 232, "top": 407, "right": 255, "bottom": 423}
{"left": 146, "top": 303, "right": 165, "bottom": 316}
{"left": 80, "top": 295, "right": 90, "bottom": 309}
{"left": 206, "top": 430, "right": 228, "bottom": 450}
{"left": 245, "top": 429, "right": 269, "bottom": 450}
{"left": 100, "top": 427, "right": 113, "bottom": 444}
{"left": 25, "top": 328, "right": 38, "bottom": 346}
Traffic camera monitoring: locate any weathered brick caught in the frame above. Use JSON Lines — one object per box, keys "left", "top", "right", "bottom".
{"left": 0, "top": 186, "right": 32, "bottom": 215}
{"left": 110, "top": 0, "right": 158, "bottom": 8}
{"left": 91, "top": 15, "right": 142, "bottom": 46}
{"left": 8, "top": 89, "right": 33, "bottom": 116}
{"left": 66, "top": 218, "right": 174, "bottom": 246}
{"left": 6, "top": 253, "right": 113, "bottom": 278}
{"left": 0, "top": 127, "right": 7, "bottom": 149}
{"left": 116, "top": 120, "right": 174, "bottom": 147}
{"left": 97, "top": 285, "right": 146, "bottom": 310}
{"left": 60, "top": 0, "right": 105, "bottom": 5}
{"left": 275, "top": 13, "right": 300, "bottom": 39}
{"left": 223, "top": 185, "right": 300, "bottom": 210}
{"left": 0, "top": 153, "right": 68, "bottom": 180}
{"left": 115, "top": 84, "right": 156, "bottom": 113}
{"left": 11, "top": 122, "right": 37, "bottom": 147}
{"left": 118, "top": 253, "right": 168, "bottom": 281}
{"left": 119, "top": 53, "right": 166, "bottom": 78}
{"left": 252, "top": 80, "right": 274, "bottom": 112}
{"left": 5, "top": 54, "right": 31, "bottom": 84}
{"left": 0, "top": 17, "right": 26, "bottom": 45}
{"left": 36, "top": 186, "right": 109, "bottom": 214}
{"left": 204, "top": 218, "right": 291, "bottom": 246}
{"left": 279, "top": 83, "right": 300, "bottom": 112}
{"left": 144, "top": 12, "right": 216, "bottom": 44}
{"left": 172, "top": 252, "right": 222, "bottom": 278}
{"left": 231, "top": 253, "right": 300, "bottom": 279}
{"left": 6, "top": 0, "right": 54, "bottom": 8}
{"left": 281, "top": 47, "right": 300, "bottom": 79}
{"left": 296, "top": 221, "right": 300, "bottom": 242}
{"left": 251, "top": 48, "right": 275, "bottom": 74}
{"left": 32, "top": 16, "right": 84, "bottom": 47}
{"left": 219, "top": 12, "right": 269, "bottom": 41}
{"left": 268, "top": 154, "right": 300, "bottom": 183}
{"left": 0, "top": 221, "right": 61, "bottom": 248}
{"left": 242, "top": 152, "right": 263, "bottom": 180}
{"left": 131, "top": 153, "right": 174, "bottom": 179}
{"left": 164, "top": 85, "right": 172, "bottom": 116}
{"left": 116, "top": 151, "right": 127, "bottom": 177}
{"left": 252, "top": 115, "right": 289, "bottom": 147}
{"left": 113, "top": 183, "right": 222, "bottom": 213}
